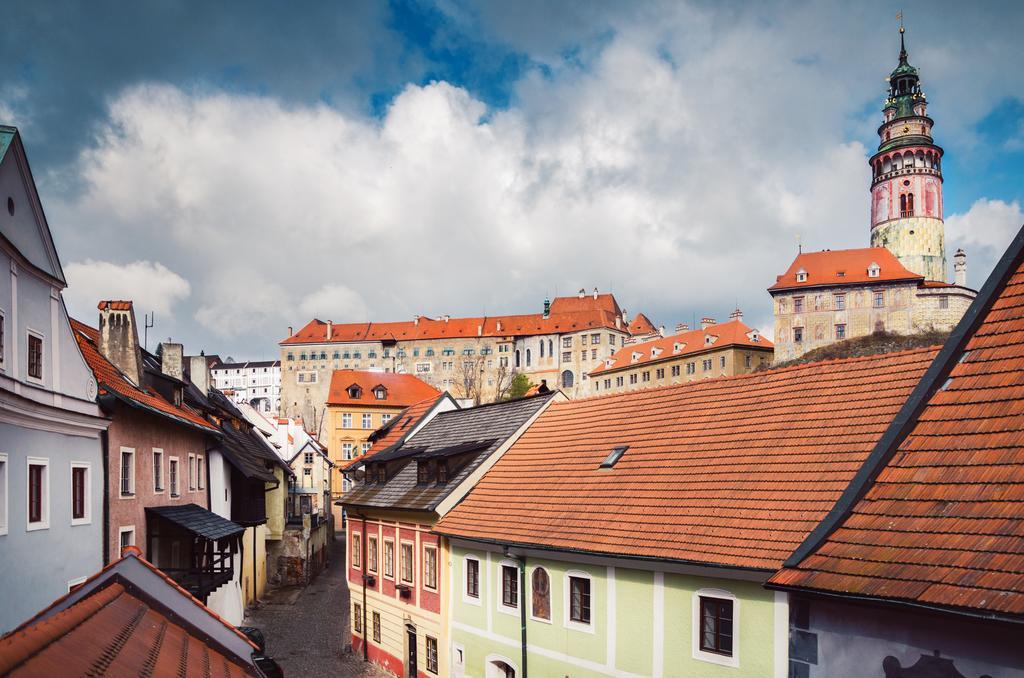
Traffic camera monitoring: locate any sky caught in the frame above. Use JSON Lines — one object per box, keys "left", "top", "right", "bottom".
{"left": 3, "top": 0, "right": 1023, "bottom": 359}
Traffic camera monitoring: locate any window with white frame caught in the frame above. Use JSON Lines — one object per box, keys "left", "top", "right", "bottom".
{"left": 400, "top": 541, "right": 414, "bottom": 584}
{"left": 384, "top": 539, "right": 394, "bottom": 579}
{"left": 0, "top": 453, "right": 7, "bottom": 535}
{"left": 119, "top": 448, "right": 135, "bottom": 496}
{"left": 500, "top": 562, "right": 518, "bottom": 611}
{"left": 351, "top": 531, "right": 361, "bottom": 568}
{"left": 304, "top": 451, "right": 314, "bottom": 464}
{"left": 361, "top": 442, "right": 371, "bottom": 455}
{"left": 423, "top": 545, "right": 438, "bottom": 590}
{"left": 71, "top": 462, "right": 90, "bottom": 525}
{"left": 566, "top": 571, "right": 592, "bottom": 628}
{"left": 342, "top": 443, "right": 354, "bottom": 460}
{"left": 119, "top": 526, "right": 135, "bottom": 551}
{"left": 425, "top": 635, "right": 438, "bottom": 674}
{"left": 169, "top": 458, "right": 180, "bottom": 497}
{"left": 362, "top": 413, "right": 372, "bottom": 428}
{"left": 464, "top": 556, "right": 480, "bottom": 601}
{"left": 153, "top": 449, "right": 164, "bottom": 492}
{"left": 368, "top": 535, "right": 378, "bottom": 573}
{"left": 27, "top": 331, "right": 43, "bottom": 381}
{"left": 188, "top": 453, "right": 196, "bottom": 490}
{"left": 692, "top": 588, "right": 739, "bottom": 667}
{"left": 27, "top": 457, "right": 49, "bottom": 530}
{"left": 342, "top": 413, "right": 352, "bottom": 428}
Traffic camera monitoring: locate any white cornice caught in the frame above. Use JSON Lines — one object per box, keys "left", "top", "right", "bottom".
{"left": 0, "top": 386, "right": 108, "bottom": 437}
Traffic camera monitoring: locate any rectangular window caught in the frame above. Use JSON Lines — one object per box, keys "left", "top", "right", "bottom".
{"left": 502, "top": 564, "right": 518, "bottom": 608}
{"left": 423, "top": 546, "right": 438, "bottom": 590}
{"left": 27, "top": 332, "right": 43, "bottom": 380}
{"left": 686, "top": 362, "right": 695, "bottom": 375}
{"left": 604, "top": 378, "right": 611, "bottom": 389}
{"left": 342, "top": 443, "right": 354, "bottom": 460}
{"left": 153, "top": 450, "right": 164, "bottom": 491}
{"left": 351, "top": 532, "right": 361, "bottom": 568}
{"left": 720, "top": 356, "right": 726, "bottom": 369}
{"left": 794, "top": 327, "right": 804, "bottom": 343}
{"left": 381, "top": 414, "right": 392, "bottom": 425}
{"left": 793, "top": 296, "right": 804, "bottom": 313}
{"left": 569, "top": 576, "right": 591, "bottom": 624}
{"left": 834, "top": 293, "right": 845, "bottom": 310}
{"left": 169, "top": 458, "right": 179, "bottom": 497}
{"left": 120, "top": 449, "right": 135, "bottom": 496}
{"left": 656, "top": 368, "right": 665, "bottom": 379}
{"left": 28, "top": 460, "right": 48, "bottom": 527}
{"left": 188, "top": 454, "right": 196, "bottom": 490}
{"left": 368, "top": 535, "right": 378, "bottom": 573}
{"left": 353, "top": 603, "right": 362, "bottom": 633}
{"left": 361, "top": 442, "right": 371, "bottom": 455}
{"left": 466, "top": 558, "right": 480, "bottom": 598}
{"left": 562, "top": 337, "right": 572, "bottom": 349}
{"left": 874, "top": 291, "right": 885, "bottom": 308}
{"left": 71, "top": 464, "right": 89, "bottom": 523}
{"left": 744, "top": 354, "right": 752, "bottom": 368}
{"left": 362, "top": 413, "right": 372, "bottom": 428}
{"left": 699, "top": 596, "right": 734, "bottom": 656}
{"left": 616, "top": 376, "right": 623, "bottom": 387}
{"left": 641, "top": 371, "right": 650, "bottom": 382}
{"left": 426, "top": 635, "right": 438, "bottom": 674}
{"left": 304, "top": 451, "right": 314, "bottom": 464}
{"left": 384, "top": 540, "right": 394, "bottom": 579}
{"left": 835, "top": 324, "right": 846, "bottom": 340}
{"left": 342, "top": 413, "right": 352, "bottom": 428}
{"left": 437, "top": 461, "right": 448, "bottom": 485}
{"left": 372, "top": 612, "right": 381, "bottom": 643}
{"left": 702, "top": 359, "right": 712, "bottom": 371}
{"left": 197, "top": 456, "right": 204, "bottom": 490}
{"left": 0, "top": 314, "right": 4, "bottom": 367}
{"left": 939, "top": 295, "right": 949, "bottom": 309}
{"left": 119, "top": 526, "right": 135, "bottom": 551}
{"left": 400, "top": 542, "right": 414, "bottom": 583}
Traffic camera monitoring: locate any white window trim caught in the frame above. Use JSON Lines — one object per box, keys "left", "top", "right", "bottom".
{"left": 70, "top": 461, "right": 92, "bottom": 526}
{"left": 485, "top": 654, "right": 519, "bottom": 678}
{"left": 152, "top": 448, "right": 165, "bottom": 494}
{"left": 351, "top": 530, "right": 362, "bottom": 570}
{"left": 399, "top": 539, "right": 416, "bottom": 586}
{"left": 119, "top": 447, "right": 135, "bottom": 498}
{"left": 197, "top": 455, "right": 205, "bottom": 490}
{"left": 67, "top": 576, "right": 87, "bottom": 592}
{"left": 0, "top": 309, "right": 6, "bottom": 372}
{"left": 188, "top": 453, "right": 196, "bottom": 491}
{"left": 496, "top": 559, "right": 520, "bottom": 617}
{"left": 423, "top": 544, "right": 439, "bottom": 591}
{"left": 528, "top": 566, "right": 552, "bottom": 624}
{"left": 383, "top": 537, "right": 396, "bottom": 580}
{"left": 26, "top": 456, "right": 49, "bottom": 531}
{"left": 692, "top": 587, "right": 740, "bottom": 668}
{"left": 0, "top": 452, "right": 7, "bottom": 536}
{"left": 168, "top": 456, "right": 180, "bottom": 497}
{"left": 462, "top": 555, "right": 481, "bottom": 605}
{"left": 564, "top": 569, "right": 595, "bottom": 633}
{"left": 118, "top": 525, "right": 136, "bottom": 554}
{"left": 25, "top": 328, "right": 45, "bottom": 384}
{"left": 367, "top": 535, "right": 379, "bottom": 574}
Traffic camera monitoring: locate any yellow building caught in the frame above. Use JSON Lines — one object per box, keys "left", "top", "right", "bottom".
{"left": 326, "top": 370, "right": 441, "bottom": 527}
{"left": 588, "top": 312, "right": 774, "bottom": 395}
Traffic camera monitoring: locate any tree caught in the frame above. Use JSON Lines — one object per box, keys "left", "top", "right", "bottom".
{"left": 506, "top": 372, "right": 532, "bottom": 400}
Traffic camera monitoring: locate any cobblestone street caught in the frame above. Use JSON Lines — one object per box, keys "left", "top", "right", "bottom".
{"left": 244, "top": 534, "right": 390, "bottom": 677}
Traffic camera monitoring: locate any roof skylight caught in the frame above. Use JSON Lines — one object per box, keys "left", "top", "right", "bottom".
{"left": 600, "top": 445, "right": 629, "bottom": 469}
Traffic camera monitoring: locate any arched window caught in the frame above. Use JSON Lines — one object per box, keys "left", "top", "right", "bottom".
{"left": 539, "top": 341, "right": 544, "bottom": 358}
{"left": 525, "top": 349, "right": 532, "bottom": 367}
{"left": 548, "top": 339, "right": 553, "bottom": 357}
{"left": 561, "top": 370, "right": 574, "bottom": 388}
{"left": 882, "top": 156, "right": 892, "bottom": 174}
{"left": 515, "top": 350, "right": 521, "bottom": 368}
{"left": 900, "top": 194, "right": 908, "bottom": 217}
{"left": 531, "top": 568, "right": 550, "bottom": 620}
{"left": 906, "top": 192, "right": 914, "bottom": 216}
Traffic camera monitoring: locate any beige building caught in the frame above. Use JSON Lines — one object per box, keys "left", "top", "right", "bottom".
{"left": 770, "top": 247, "right": 974, "bottom": 362}
{"left": 588, "top": 312, "right": 774, "bottom": 395}
{"left": 280, "top": 289, "right": 643, "bottom": 422}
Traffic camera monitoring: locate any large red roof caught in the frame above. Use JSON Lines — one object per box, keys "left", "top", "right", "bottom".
{"left": 770, "top": 247, "right": 923, "bottom": 291}
{"left": 326, "top": 370, "right": 440, "bottom": 407}
{"left": 770, "top": 227, "right": 1024, "bottom": 619}
{"left": 435, "top": 347, "right": 938, "bottom": 570}
{"left": 590, "top": 318, "right": 773, "bottom": 376}
{"left": 71, "top": 319, "right": 216, "bottom": 432}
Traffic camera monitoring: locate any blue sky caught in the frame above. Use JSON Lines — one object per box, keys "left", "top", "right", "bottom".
{"left": 2, "top": 0, "right": 1022, "bottom": 357}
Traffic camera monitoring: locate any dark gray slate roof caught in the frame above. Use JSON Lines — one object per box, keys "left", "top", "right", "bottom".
{"left": 147, "top": 503, "right": 245, "bottom": 541}
{"left": 343, "top": 393, "right": 555, "bottom": 513}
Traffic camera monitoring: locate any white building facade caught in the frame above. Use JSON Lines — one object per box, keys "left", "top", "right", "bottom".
{"left": 211, "top": 360, "right": 281, "bottom": 415}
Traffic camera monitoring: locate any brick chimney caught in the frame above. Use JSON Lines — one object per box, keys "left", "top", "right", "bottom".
{"left": 953, "top": 249, "right": 967, "bottom": 286}
{"left": 160, "top": 341, "right": 184, "bottom": 380}
{"left": 98, "top": 300, "right": 143, "bottom": 386}
{"left": 326, "top": 320, "right": 333, "bottom": 341}
{"left": 701, "top": 317, "right": 716, "bottom": 330}
{"left": 729, "top": 308, "right": 743, "bottom": 322}
{"left": 189, "top": 354, "right": 211, "bottom": 394}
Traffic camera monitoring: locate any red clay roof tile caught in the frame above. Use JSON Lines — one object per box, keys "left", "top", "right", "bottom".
{"left": 326, "top": 370, "right": 440, "bottom": 407}
{"left": 770, "top": 247, "right": 923, "bottom": 291}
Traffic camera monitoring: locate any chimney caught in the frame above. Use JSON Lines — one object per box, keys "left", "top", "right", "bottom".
{"left": 496, "top": 320, "right": 503, "bottom": 333}
{"left": 729, "top": 308, "right": 743, "bottom": 322}
{"left": 414, "top": 315, "right": 420, "bottom": 326}
{"left": 578, "top": 288, "right": 585, "bottom": 299}
{"left": 288, "top": 325, "right": 293, "bottom": 337}
{"left": 543, "top": 297, "right": 550, "bottom": 319}
{"left": 615, "top": 315, "right": 622, "bottom": 330}
{"left": 477, "top": 324, "right": 483, "bottom": 336}
{"left": 658, "top": 325, "right": 666, "bottom": 337}
{"left": 326, "top": 320, "right": 333, "bottom": 341}
{"left": 701, "top": 317, "right": 715, "bottom": 330}
{"left": 593, "top": 287, "right": 598, "bottom": 300}
{"left": 953, "top": 249, "right": 967, "bottom": 286}
{"left": 443, "top": 315, "right": 450, "bottom": 323}
{"left": 160, "top": 341, "right": 184, "bottom": 380}
{"left": 189, "top": 355, "right": 211, "bottom": 394}
{"left": 98, "top": 300, "right": 144, "bottom": 386}
{"left": 676, "top": 322, "right": 689, "bottom": 333}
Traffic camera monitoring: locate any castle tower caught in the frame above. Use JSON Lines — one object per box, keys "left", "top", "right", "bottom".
{"left": 869, "top": 26, "right": 947, "bottom": 282}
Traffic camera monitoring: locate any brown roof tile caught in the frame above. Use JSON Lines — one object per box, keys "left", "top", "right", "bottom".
{"left": 326, "top": 370, "right": 440, "bottom": 407}
{"left": 770, "top": 247, "right": 923, "bottom": 291}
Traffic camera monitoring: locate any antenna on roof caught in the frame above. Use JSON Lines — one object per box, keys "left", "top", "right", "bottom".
{"left": 143, "top": 311, "right": 155, "bottom": 351}
{"left": 797, "top": 233, "right": 802, "bottom": 254}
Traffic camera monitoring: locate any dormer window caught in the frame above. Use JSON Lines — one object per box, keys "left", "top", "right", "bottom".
{"left": 630, "top": 352, "right": 642, "bottom": 363}
{"left": 347, "top": 385, "right": 363, "bottom": 399}
{"left": 795, "top": 268, "right": 808, "bottom": 283}
{"left": 868, "top": 263, "right": 881, "bottom": 278}
{"left": 705, "top": 335, "right": 716, "bottom": 346}
{"left": 376, "top": 465, "right": 387, "bottom": 484}
{"left": 417, "top": 461, "right": 430, "bottom": 485}
{"left": 650, "top": 347, "right": 662, "bottom": 359}
{"left": 749, "top": 331, "right": 760, "bottom": 343}
{"left": 437, "top": 461, "right": 449, "bottom": 485}
{"left": 374, "top": 386, "right": 387, "bottom": 400}
{"left": 673, "top": 342, "right": 684, "bottom": 354}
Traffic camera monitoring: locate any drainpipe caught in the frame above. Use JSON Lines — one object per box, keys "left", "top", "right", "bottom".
{"left": 253, "top": 526, "right": 258, "bottom": 606}
{"left": 361, "top": 513, "right": 369, "bottom": 662}
{"left": 504, "top": 546, "right": 528, "bottom": 678}
{"left": 101, "top": 429, "right": 110, "bottom": 565}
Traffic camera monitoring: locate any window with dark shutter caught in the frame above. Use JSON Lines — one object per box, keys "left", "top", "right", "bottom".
{"left": 699, "top": 596, "right": 734, "bottom": 656}
{"left": 28, "top": 464, "right": 43, "bottom": 523}
{"left": 531, "top": 567, "right": 550, "bottom": 620}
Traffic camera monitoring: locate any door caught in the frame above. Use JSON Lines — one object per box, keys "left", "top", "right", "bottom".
{"left": 406, "top": 624, "right": 417, "bottom": 676}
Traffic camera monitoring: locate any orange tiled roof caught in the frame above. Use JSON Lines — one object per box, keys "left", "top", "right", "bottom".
{"left": 71, "top": 318, "right": 216, "bottom": 432}
{"left": 770, "top": 247, "right": 923, "bottom": 291}
{"left": 96, "top": 300, "right": 133, "bottom": 311}
{"left": 342, "top": 395, "right": 444, "bottom": 471}
{"left": 327, "top": 370, "right": 440, "bottom": 407}
{"left": 770, "top": 226, "right": 1024, "bottom": 619}
{"left": 628, "top": 312, "right": 658, "bottom": 336}
{"left": 281, "top": 294, "right": 627, "bottom": 345}
{"left": 590, "top": 319, "right": 773, "bottom": 376}
{"left": 435, "top": 347, "right": 938, "bottom": 570}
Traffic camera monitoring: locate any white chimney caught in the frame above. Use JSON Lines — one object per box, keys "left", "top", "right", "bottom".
{"left": 496, "top": 320, "right": 503, "bottom": 333}
{"left": 953, "top": 249, "right": 967, "bottom": 286}
{"left": 414, "top": 315, "right": 420, "bottom": 326}
{"left": 676, "top": 323, "right": 689, "bottom": 333}
{"left": 288, "top": 325, "right": 293, "bottom": 337}
{"left": 729, "top": 309, "right": 743, "bottom": 322}
{"left": 327, "top": 320, "right": 333, "bottom": 341}
{"left": 701, "top": 317, "right": 715, "bottom": 330}
{"left": 578, "top": 288, "right": 586, "bottom": 299}
{"left": 443, "top": 315, "right": 450, "bottom": 323}
{"left": 593, "top": 287, "right": 598, "bottom": 300}
{"left": 189, "top": 355, "right": 211, "bottom": 394}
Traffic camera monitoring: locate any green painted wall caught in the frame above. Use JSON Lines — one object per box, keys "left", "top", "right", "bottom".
{"left": 449, "top": 543, "right": 781, "bottom": 678}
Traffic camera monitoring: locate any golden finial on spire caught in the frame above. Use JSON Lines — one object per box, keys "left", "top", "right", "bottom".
{"left": 897, "top": 10, "right": 904, "bottom": 32}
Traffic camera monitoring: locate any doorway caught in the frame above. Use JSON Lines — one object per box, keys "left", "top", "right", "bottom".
{"left": 406, "top": 624, "right": 418, "bottom": 676}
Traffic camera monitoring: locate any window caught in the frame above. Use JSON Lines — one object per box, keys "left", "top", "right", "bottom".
{"left": 153, "top": 450, "right": 164, "bottom": 492}
{"left": 591, "top": 348, "right": 597, "bottom": 360}
{"left": 27, "top": 458, "right": 48, "bottom": 529}
{"left": 361, "top": 442, "right": 371, "bottom": 455}
{"left": 686, "top": 362, "right": 695, "bottom": 375}
{"left": 939, "top": 295, "right": 949, "bottom": 309}
{"left": 342, "top": 443, "right": 354, "bottom": 460}
{"left": 702, "top": 359, "right": 712, "bottom": 372}
{"left": 561, "top": 351, "right": 571, "bottom": 362}
{"left": 304, "top": 451, "right": 314, "bottom": 464}
{"left": 169, "top": 458, "right": 180, "bottom": 497}
{"left": 671, "top": 365, "right": 680, "bottom": 377}
{"left": 372, "top": 612, "right": 381, "bottom": 643}
{"left": 27, "top": 332, "right": 43, "bottom": 380}
{"left": 569, "top": 574, "right": 591, "bottom": 625}
{"left": 526, "top": 349, "right": 532, "bottom": 367}
{"left": 120, "top": 449, "right": 135, "bottom": 496}
{"left": 501, "top": 564, "right": 518, "bottom": 608}
{"left": 834, "top": 293, "right": 845, "bottom": 310}
{"left": 188, "top": 454, "right": 196, "bottom": 490}
{"left": 793, "top": 296, "right": 804, "bottom": 313}
{"left": 0, "top": 313, "right": 4, "bottom": 368}
{"left": 835, "top": 324, "right": 846, "bottom": 340}
{"left": 384, "top": 540, "right": 394, "bottom": 579}
{"left": 71, "top": 463, "right": 89, "bottom": 524}
{"left": 423, "top": 545, "right": 438, "bottom": 590}
{"left": 561, "top": 370, "right": 574, "bottom": 388}
{"left": 374, "top": 387, "right": 387, "bottom": 399}
{"left": 720, "top": 356, "right": 726, "bottom": 369}
{"left": 342, "top": 413, "right": 352, "bottom": 428}
{"left": 426, "top": 636, "right": 438, "bottom": 674}
{"left": 0, "top": 453, "right": 7, "bottom": 535}
{"left": 616, "top": 376, "right": 624, "bottom": 387}
{"left": 466, "top": 557, "right": 480, "bottom": 599}
{"left": 699, "top": 596, "right": 734, "bottom": 656}
{"left": 417, "top": 461, "right": 430, "bottom": 485}
{"left": 368, "top": 536, "right": 378, "bottom": 573}
{"left": 604, "top": 378, "right": 612, "bottom": 389}
{"left": 580, "top": 351, "right": 586, "bottom": 362}
{"left": 873, "top": 291, "right": 885, "bottom": 308}
{"left": 641, "top": 371, "right": 650, "bottom": 382}
{"left": 531, "top": 567, "right": 550, "bottom": 620}
{"left": 303, "top": 467, "right": 311, "bottom": 477}
{"left": 362, "top": 413, "right": 372, "bottom": 428}
{"left": 351, "top": 531, "right": 361, "bottom": 568}
{"left": 744, "top": 354, "right": 751, "bottom": 368}
{"left": 400, "top": 542, "right": 414, "bottom": 583}
{"left": 656, "top": 368, "right": 665, "bottom": 379}
{"left": 437, "top": 461, "right": 449, "bottom": 485}
{"left": 353, "top": 603, "right": 362, "bottom": 633}
{"left": 119, "top": 526, "right": 135, "bottom": 551}
{"left": 562, "top": 337, "right": 572, "bottom": 349}
{"left": 381, "top": 414, "right": 392, "bottom": 425}
{"left": 794, "top": 327, "right": 803, "bottom": 343}
{"left": 629, "top": 374, "right": 637, "bottom": 385}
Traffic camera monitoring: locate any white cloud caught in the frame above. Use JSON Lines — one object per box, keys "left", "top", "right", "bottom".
{"left": 945, "top": 199, "right": 1023, "bottom": 287}
{"left": 299, "top": 284, "right": 369, "bottom": 322}
{"left": 64, "top": 259, "right": 191, "bottom": 317}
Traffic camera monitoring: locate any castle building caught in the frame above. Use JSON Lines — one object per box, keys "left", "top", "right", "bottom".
{"left": 770, "top": 28, "right": 976, "bottom": 362}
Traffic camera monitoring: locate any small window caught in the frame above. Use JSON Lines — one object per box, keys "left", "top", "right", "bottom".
{"left": 531, "top": 567, "right": 550, "bottom": 620}
{"left": 169, "top": 458, "right": 179, "bottom": 497}
{"left": 873, "top": 291, "right": 885, "bottom": 308}
{"left": 793, "top": 297, "right": 804, "bottom": 313}
{"left": 368, "top": 535, "right": 378, "bottom": 573}
{"left": 384, "top": 540, "right": 395, "bottom": 579}
{"left": 362, "top": 413, "right": 372, "bottom": 429}
{"left": 417, "top": 461, "right": 430, "bottom": 485}
{"left": 120, "top": 449, "right": 135, "bottom": 496}
{"left": 795, "top": 268, "right": 807, "bottom": 283}
{"left": 437, "top": 461, "right": 449, "bottom": 485}
{"left": 400, "top": 542, "right": 414, "bottom": 583}
{"left": 304, "top": 451, "right": 315, "bottom": 464}
{"left": 188, "top": 454, "right": 196, "bottom": 490}
{"left": 342, "top": 413, "right": 352, "bottom": 428}
{"left": 27, "top": 332, "right": 43, "bottom": 380}
{"left": 835, "top": 324, "right": 846, "bottom": 340}
{"left": 374, "top": 387, "right": 387, "bottom": 399}
{"left": 699, "top": 596, "right": 734, "bottom": 657}
{"left": 372, "top": 611, "right": 381, "bottom": 643}
{"left": 868, "top": 263, "right": 881, "bottom": 278}
{"left": 153, "top": 450, "right": 164, "bottom": 491}
{"left": 27, "top": 459, "right": 49, "bottom": 529}
{"left": 0, "top": 453, "right": 7, "bottom": 535}
{"left": 834, "top": 294, "right": 845, "bottom": 310}
{"left": 939, "top": 295, "right": 949, "bottom": 309}
{"left": 794, "top": 327, "right": 804, "bottom": 343}
{"left": 423, "top": 545, "right": 438, "bottom": 590}
{"left": 426, "top": 636, "right": 438, "bottom": 674}
{"left": 720, "top": 356, "right": 726, "bottom": 369}
{"left": 502, "top": 564, "right": 518, "bottom": 608}
{"left": 119, "top": 526, "right": 135, "bottom": 551}
{"left": 600, "top": 445, "right": 629, "bottom": 469}
{"left": 351, "top": 531, "right": 361, "bottom": 569}
{"left": 466, "top": 557, "right": 480, "bottom": 598}
{"left": 569, "top": 575, "right": 591, "bottom": 625}
{"left": 71, "top": 463, "right": 89, "bottom": 524}
{"left": 353, "top": 603, "right": 362, "bottom": 633}
{"left": 342, "top": 443, "right": 354, "bottom": 461}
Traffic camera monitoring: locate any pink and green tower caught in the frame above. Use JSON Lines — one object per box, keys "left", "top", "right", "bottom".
{"left": 869, "top": 26, "right": 947, "bottom": 283}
